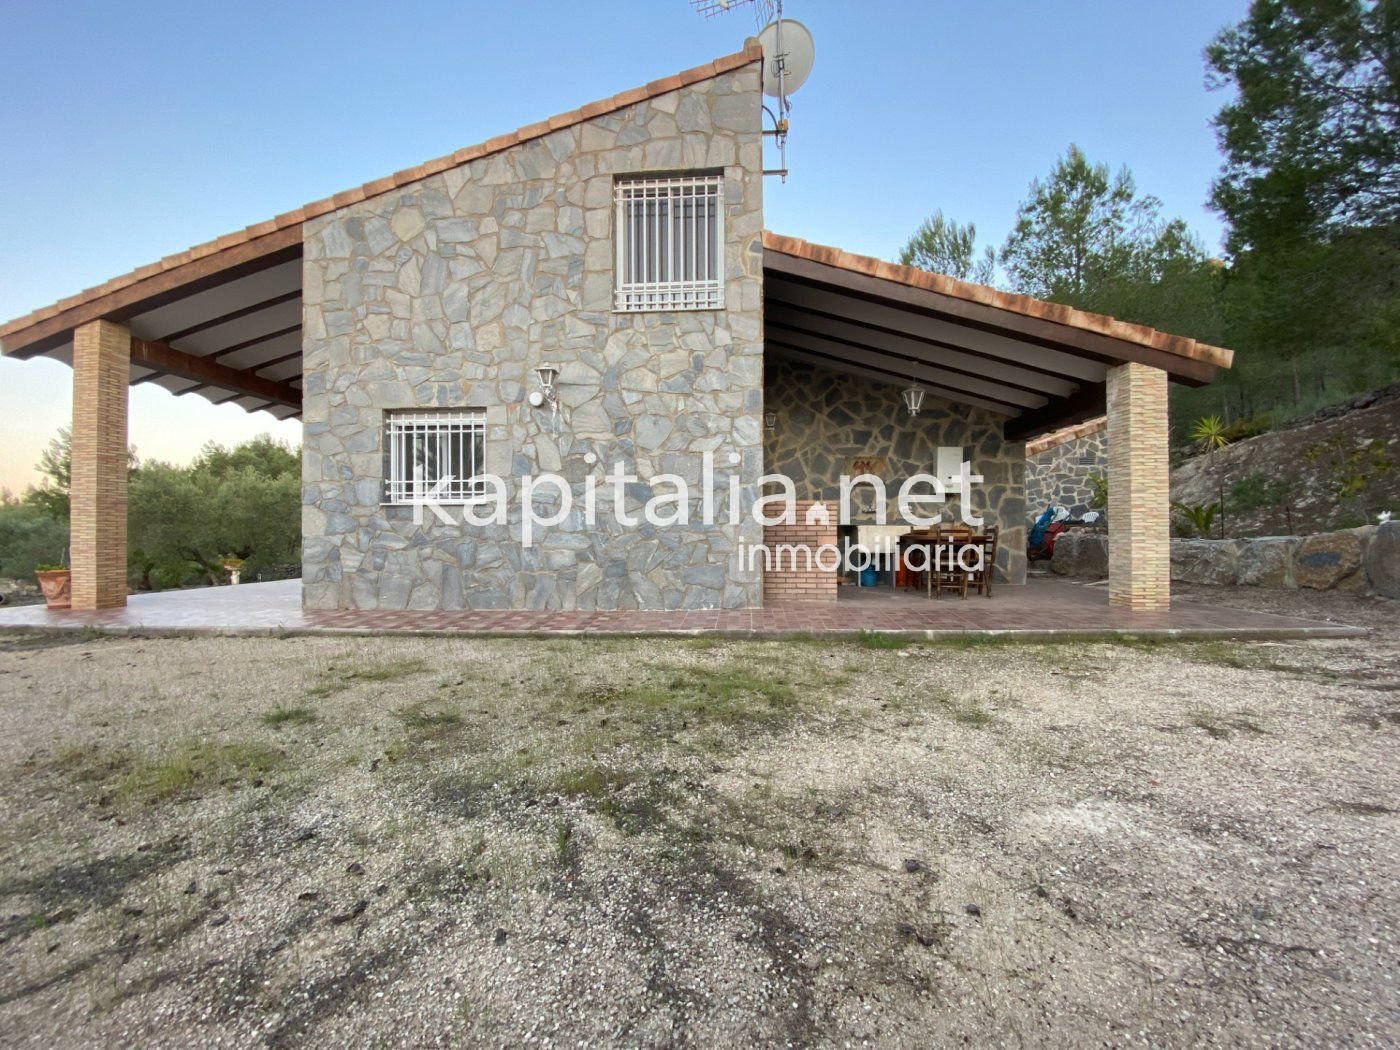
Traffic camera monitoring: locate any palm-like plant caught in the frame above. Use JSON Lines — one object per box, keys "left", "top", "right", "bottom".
{"left": 1190, "top": 415, "right": 1232, "bottom": 537}
{"left": 1190, "top": 415, "right": 1230, "bottom": 453}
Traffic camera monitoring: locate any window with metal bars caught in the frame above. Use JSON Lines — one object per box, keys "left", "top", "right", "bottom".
{"left": 383, "top": 410, "right": 487, "bottom": 504}
{"left": 614, "top": 174, "right": 724, "bottom": 311}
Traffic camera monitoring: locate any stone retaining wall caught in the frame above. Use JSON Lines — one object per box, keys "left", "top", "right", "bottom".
{"left": 1049, "top": 521, "right": 1400, "bottom": 598}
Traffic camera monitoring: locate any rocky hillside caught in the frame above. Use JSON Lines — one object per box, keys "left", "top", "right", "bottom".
{"left": 1172, "top": 386, "right": 1399, "bottom": 537}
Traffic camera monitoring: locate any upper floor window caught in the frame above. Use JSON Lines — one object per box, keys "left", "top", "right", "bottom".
{"left": 614, "top": 174, "right": 724, "bottom": 311}
{"left": 384, "top": 409, "right": 486, "bottom": 505}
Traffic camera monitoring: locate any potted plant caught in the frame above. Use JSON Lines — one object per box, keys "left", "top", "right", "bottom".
{"left": 35, "top": 563, "right": 71, "bottom": 609}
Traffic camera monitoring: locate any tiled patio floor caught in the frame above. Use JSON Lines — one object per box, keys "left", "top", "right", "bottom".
{"left": 0, "top": 576, "right": 1365, "bottom": 639}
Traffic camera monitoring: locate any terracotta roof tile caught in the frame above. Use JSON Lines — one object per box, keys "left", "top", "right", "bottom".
{"left": 0, "top": 44, "right": 762, "bottom": 344}
{"left": 761, "top": 231, "right": 1235, "bottom": 371}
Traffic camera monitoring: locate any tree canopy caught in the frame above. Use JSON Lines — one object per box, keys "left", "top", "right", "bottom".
{"left": 896, "top": 1, "right": 1399, "bottom": 437}
{"left": 0, "top": 433, "right": 301, "bottom": 590}
{"left": 1207, "top": 0, "right": 1400, "bottom": 250}
{"left": 898, "top": 210, "right": 996, "bottom": 284}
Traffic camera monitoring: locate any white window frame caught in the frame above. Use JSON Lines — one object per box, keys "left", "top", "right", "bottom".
{"left": 614, "top": 174, "right": 725, "bottom": 312}
{"left": 383, "top": 409, "right": 487, "bottom": 505}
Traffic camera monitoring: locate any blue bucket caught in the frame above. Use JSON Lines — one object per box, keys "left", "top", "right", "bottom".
{"left": 860, "top": 566, "right": 879, "bottom": 588}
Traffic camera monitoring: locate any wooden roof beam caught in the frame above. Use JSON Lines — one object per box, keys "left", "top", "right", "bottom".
{"left": 130, "top": 336, "right": 301, "bottom": 409}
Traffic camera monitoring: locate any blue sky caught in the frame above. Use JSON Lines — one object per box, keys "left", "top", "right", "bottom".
{"left": 0, "top": 0, "right": 1247, "bottom": 491}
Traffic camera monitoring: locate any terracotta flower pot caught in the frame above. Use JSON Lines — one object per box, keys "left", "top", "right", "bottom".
{"left": 36, "top": 569, "right": 71, "bottom": 610}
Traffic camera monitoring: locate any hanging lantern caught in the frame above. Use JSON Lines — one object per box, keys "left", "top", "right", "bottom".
{"left": 902, "top": 384, "right": 926, "bottom": 417}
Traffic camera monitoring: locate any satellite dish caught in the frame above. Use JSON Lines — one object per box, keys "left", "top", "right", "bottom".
{"left": 757, "top": 18, "right": 815, "bottom": 97}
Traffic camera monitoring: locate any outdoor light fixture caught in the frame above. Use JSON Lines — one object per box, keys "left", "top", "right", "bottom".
{"left": 902, "top": 383, "right": 926, "bottom": 418}
{"left": 764, "top": 412, "right": 778, "bottom": 430}
{"left": 529, "top": 364, "right": 559, "bottom": 412}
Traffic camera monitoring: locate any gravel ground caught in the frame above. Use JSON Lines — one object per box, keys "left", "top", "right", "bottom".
{"left": 0, "top": 589, "right": 1396, "bottom": 1047}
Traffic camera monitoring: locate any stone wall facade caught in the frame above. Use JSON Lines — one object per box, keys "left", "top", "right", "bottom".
{"left": 763, "top": 357, "right": 1027, "bottom": 584}
{"left": 301, "top": 62, "right": 766, "bottom": 610}
{"left": 1025, "top": 418, "right": 1106, "bottom": 520}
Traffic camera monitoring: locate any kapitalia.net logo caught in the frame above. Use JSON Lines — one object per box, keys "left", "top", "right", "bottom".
{"left": 406, "top": 449, "right": 989, "bottom": 572}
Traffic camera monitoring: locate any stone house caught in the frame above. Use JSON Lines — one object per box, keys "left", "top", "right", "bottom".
{"left": 0, "top": 44, "right": 1233, "bottom": 615}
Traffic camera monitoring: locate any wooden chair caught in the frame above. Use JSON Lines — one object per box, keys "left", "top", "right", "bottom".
{"left": 929, "top": 527, "right": 972, "bottom": 599}
{"left": 899, "top": 531, "right": 933, "bottom": 594}
{"left": 968, "top": 525, "right": 1000, "bottom": 598}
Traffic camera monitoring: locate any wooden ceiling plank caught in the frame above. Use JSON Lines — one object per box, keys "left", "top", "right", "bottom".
{"left": 208, "top": 323, "right": 302, "bottom": 361}
{"left": 156, "top": 289, "right": 301, "bottom": 344}
{"left": 766, "top": 327, "right": 1044, "bottom": 410}
{"left": 765, "top": 276, "right": 1106, "bottom": 384}
{"left": 767, "top": 341, "right": 1016, "bottom": 416}
{"left": 764, "top": 300, "right": 1080, "bottom": 396}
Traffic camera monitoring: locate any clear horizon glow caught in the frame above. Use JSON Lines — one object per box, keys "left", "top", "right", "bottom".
{"left": 0, "top": 0, "right": 1246, "bottom": 493}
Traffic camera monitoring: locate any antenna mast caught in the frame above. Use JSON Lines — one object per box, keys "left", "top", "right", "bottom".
{"left": 690, "top": 0, "right": 813, "bottom": 182}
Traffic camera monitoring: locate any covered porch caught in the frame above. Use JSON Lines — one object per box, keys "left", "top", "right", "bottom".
{"left": 758, "top": 234, "right": 1234, "bottom": 609}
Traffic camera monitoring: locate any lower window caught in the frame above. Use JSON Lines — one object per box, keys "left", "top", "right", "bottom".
{"left": 384, "top": 409, "right": 486, "bottom": 504}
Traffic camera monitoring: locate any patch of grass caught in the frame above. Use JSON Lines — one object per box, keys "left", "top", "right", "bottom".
{"left": 684, "top": 637, "right": 730, "bottom": 652}
{"left": 50, "top": 743, "right": 134, "bottom": 785}
{"left": 560, "top": 659, "right": 804, "bottom": 740}
{"left": 1180, "top": 641, "right": 1332, "bottom": 680}
{"left": 546, "top": 763, "right": 681, "bottom": 834}
{"left": 642, "top": 663, "right": 797, "bottom": 721}
{"left": 1191, "top": 711, "right": 1232, "bottom": 739}
{"left": 855, "top": 630, "right": 913, "bottom": 650}
{"left": 308, "top": 658, "right": 430, "bottom": 698}
{"left": 394, "top": 704, "right": 463, "bottom": 734}
{"left": 553, "top": 819, "right": 575, "bottom": 867}
{"left": 116, "top": 741, "right": 285, "bottom": 805}
{"left": 259, "top": 706, "right": 318, "bottom": 729}
{"left": 1190, "top": 710, "right": 1266, "bottom": 739}
{"left": 922, "top": 634, "right": 1047, "bottom": 651}
{"left": 950, "top": 703, "right": 994, "bottom": 728}
{"left": 550, "top": 764, "right": 632, "bottom": 800}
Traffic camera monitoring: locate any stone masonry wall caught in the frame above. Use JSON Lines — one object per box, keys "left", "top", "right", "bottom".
{"left": 302, "top": 63, "right": 766, "bottom": 610}
{"left": 763, "top": 358, "right": 1027, "bottom": 584}
{"left": 1025, "top": 418, "right": 1106, "bottom": 520}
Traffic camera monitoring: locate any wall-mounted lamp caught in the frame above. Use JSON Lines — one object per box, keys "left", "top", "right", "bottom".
{"left": 902, "top": 383, "right": 926, "bottom": 418}
{"left": 528, "top": 364, "right": 559, "bottom": 413}
{"left": 764, "top": 412, "right": 778, "bottom": 430}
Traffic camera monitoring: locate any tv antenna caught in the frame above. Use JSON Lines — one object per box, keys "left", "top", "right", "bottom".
{"left": 689, "top": 0, "right": 816, "bottom": 181}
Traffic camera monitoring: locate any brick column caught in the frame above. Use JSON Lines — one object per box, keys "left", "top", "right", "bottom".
{"left": 1106, "top": 362, "right": 1170, "bottom": 610}
{"left": 762, "top": 500, "right": 838, "bottom": 602}
{"left": 70, "top": 319, "right": 130, "bottom": 609}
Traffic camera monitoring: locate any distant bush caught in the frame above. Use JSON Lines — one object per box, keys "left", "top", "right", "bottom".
{"left": 0, "top": 499, "right": 68, "bottom": 580}
{"left": 1220, "top": 415, "right": 1273, "bottom": 443}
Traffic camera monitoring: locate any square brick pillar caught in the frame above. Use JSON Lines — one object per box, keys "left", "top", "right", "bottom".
{"left": 1106, "top": 361, "right": 1170, "bottom": 610}
{"left": 70, "top": 319, "right": 130, "bottom": 609}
